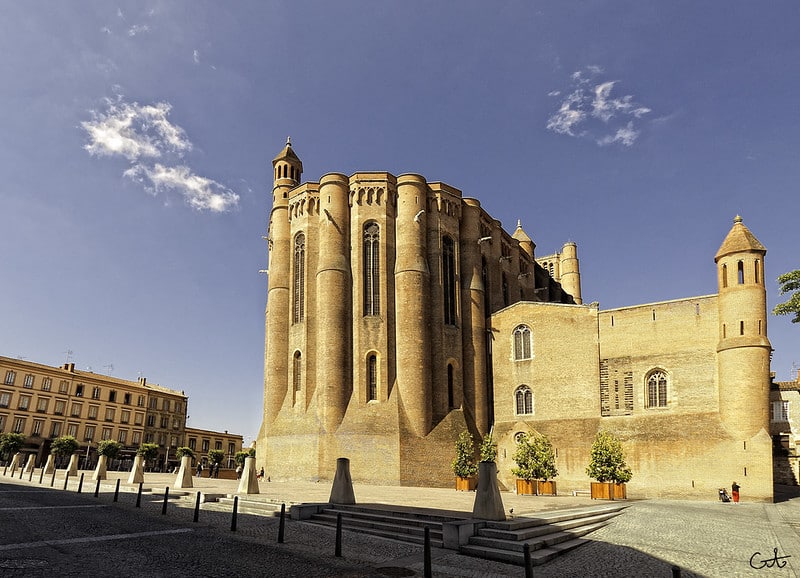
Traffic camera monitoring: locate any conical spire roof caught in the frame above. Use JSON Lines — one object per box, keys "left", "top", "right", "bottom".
{"left": 272, "top": 137, "right": 303, "bottom": 169}
{"left": 714, "top": 215, "right": 766, "bottom": 262}
{"left": 512, "top": 219, "right": 533, "bottom": 244}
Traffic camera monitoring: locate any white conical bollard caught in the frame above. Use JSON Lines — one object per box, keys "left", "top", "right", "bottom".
{"left": 43, "top": 454, "right": 55, "bottom": 475}
{"left": 128, "top": 455, "right": 144, "bottom": 484}
{"left": 174, "top": 455, "right": 194, "bottom": 489}
{"left": 23, "top": 454, "right": 36, "bottom": 473}
{"left": 9, "top": 452, "right": 21, "bottom": 476}
{"left": 92, "top": 455, "right": 108, "bottom": 481}
{"left": 67, "top": 454, "right": 79, "bottom": 476}
{"left": 472, "top": 461, "right": 506, "bottom": 521}
{"left": 329, "top": 457, "right": 356, "bottom": 505}
{"left": 236, "top": 456, "right": 260, "bottom": 494}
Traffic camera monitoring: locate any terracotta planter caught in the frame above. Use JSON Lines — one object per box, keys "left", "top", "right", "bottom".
{"left": 456, "top": 476, "right": 478, "bottom": 491}
{"left": 590, "top": 482, "right": 627, "bottom": 500}
{"left": 517, "top": 479, "right": 557, "bottom": 495}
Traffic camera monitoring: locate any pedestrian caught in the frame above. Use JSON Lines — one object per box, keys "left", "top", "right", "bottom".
{"left": 214, "top": 462, "right": 220, "bottom": 478}
{"left": 732, "top": 481, "right": 740, "bottom": 503}
{"left": 258, "top": 467, "right": 265, "bottom": 480}
{"left": 196, "top": 462, "right": 203, "bottom": 478}
{"left": 236, "top": 464, "right": 242, "bottom": 480}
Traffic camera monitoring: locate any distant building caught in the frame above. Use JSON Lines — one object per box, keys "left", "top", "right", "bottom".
{"left": 771, "top": 370, "right": 800, "bottom": 485}
{"left": 184, "top": 426, "right": 243, "bottom": 470}
{"left": 0, "top": 356, "right": 237, "bottom": 472}
{"left": 258, "top": 141, "right": 774, "bottom": 501}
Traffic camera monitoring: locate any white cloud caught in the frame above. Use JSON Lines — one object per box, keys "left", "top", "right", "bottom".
{"left": 82, "top": 99, "right": 191, "bottom": 161}
{"left": 193, "top": 50, "right": 200, "bottom": 64}
{"left": 127, "top": 24, "right": 150, "bottom": 37}
{"left": 83, "top": 96, "right": 238, "bottom": 213}
{"left": 546, "top": 67, "right": 652, "bottom": 147}
{"left": 125, "top": 164, "right": 239, "bottom": 213}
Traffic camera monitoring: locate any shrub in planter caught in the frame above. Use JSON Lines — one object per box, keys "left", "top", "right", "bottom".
{"left": 176, "top": 447, "right": 195, "bottom": 460}
{"left": 512, "top": 432, "right": 558, "bottom": 495}
{"left": 452, "top": 431, "right": 478, "bottom": 490}
{"left": 586, "top": 430, "right": 632, "bottom": 500}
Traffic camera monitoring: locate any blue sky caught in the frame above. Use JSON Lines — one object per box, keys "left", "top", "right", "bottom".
{"left": 2, "top": 1, "right": 798, "bottom": 444}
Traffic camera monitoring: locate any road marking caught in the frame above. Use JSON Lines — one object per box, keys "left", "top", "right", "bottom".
{"left": 0, "top": 505, "right": 110, "bottom": 511}
{"left": 0, "top": 528, "right": 193, "bottom": 551}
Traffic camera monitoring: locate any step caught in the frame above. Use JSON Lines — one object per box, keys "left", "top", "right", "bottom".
{"left": 460, "top": 537, "right": 589, "bottom": 566}
{"left": 324, "top": 504, "right": 462, "bottom": 524}
{"left": 310, "top": 512, "right": 443, "bottom": 541}
{"left": 477, "top": 512, "right": 618, "bottom": 541}
{"left": 305, "top": 519, "right": 445, "bottom": 548}
{"left": 484, "top": 504, "right": 627, "bottom": 531}
{"left": 468, "top": 520, "right": 608, "bottom": 552}
{"left": 316, "top": 506, "right": 454, "bottom": 529}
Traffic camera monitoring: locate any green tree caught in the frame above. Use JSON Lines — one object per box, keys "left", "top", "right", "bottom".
{"left": 0, "top": 432, "right": 26, "bottom": 461}
{"left": 451, "top": 431, "right": 478, "bottom": 478}
{"left": 136, "top": 443, "right": 159, "bottom": 466}
{"left": 175, "top": 446, "right": 194, "bottom": 459}
{"left": 774, "top": 270, "right": 800, "bottom": 323}
{"left": 207, "top": 449, "right": 225, "bottom": 466}
{"left": 50, "top": 435, "right": 79, "bottom": 458}
{"left": 97, "top": 439, "right": 121, "bottom": 459}
{"left": 479, "top": 432, "right": 497, "bottom": 462}
{"left": 586, "top": 430, "right": 632, "bottom": 484}
{"left": 512, "top": 433, "right": 558, "bottom": 482}
{"left": 233, "top": 451, "right": 250, "bottom": 467}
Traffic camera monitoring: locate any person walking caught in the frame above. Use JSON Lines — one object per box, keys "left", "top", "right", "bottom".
{"left": 732, "top": 481, "right": 740, "bottom": 503}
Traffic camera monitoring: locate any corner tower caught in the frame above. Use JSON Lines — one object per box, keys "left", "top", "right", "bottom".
{"left": 263, "top": 139, "right": 303, "bottom": 430}
{"left": 715, "top": 215, "right": 771, "bottom": 438}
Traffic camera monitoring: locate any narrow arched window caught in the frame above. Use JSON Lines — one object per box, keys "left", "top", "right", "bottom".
{"left": 722, "top": 264, "right": 728, "bottom": 288}
{"left": 513, "top": 325, "right": 532, "bottom": 360}
{"left": 754, "top": 260, "right": 760, "bottom": 284}
{"left": 293, "top": 351, "right": 302, "bottom": 392}
{"left": 367, "top": 354, "right": 377, "bottom": 401}
{"left": 363, "top": 223, "right": 380, "bottom": 316}
{"left": 447, "top": 364, "right": 454, "bottom": 409}
{"left": 515, "top": 386, "right": 533, "bottom": 415}
{"left": 646, "top": 370, "right": 668, "bottom": 408}
{"left": 293, "top": 233, "right": 305, "bottom": 323}
{"left": 502, "top": 273, "right": 509, "bottom": 307}
{"left": 443, "top": 236, "right": 457, "bottom": 325}
{"left": 737, "top": 261, "right": 744, "bottom": 284}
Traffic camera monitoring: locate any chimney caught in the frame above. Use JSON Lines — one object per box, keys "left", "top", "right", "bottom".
{"left": 138, "top": 377, "right": 146, "bottom": 386}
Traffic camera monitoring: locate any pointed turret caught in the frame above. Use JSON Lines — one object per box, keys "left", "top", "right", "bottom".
{"left": 715, "top": 215, "right": 770, "bottom": 438}
{"left": 512, "top": 220, "right": 536, "bottom": 259}
{"left": 271, "top": 137, "right": 303, "bottom": 203}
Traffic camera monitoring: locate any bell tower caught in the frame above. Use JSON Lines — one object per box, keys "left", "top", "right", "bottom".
{"left": 715, "top": 215, "right": 771, "bottom": 438}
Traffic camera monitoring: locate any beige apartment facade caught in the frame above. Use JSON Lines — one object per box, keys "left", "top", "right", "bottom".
{"left": 0, "top": 357, "right": 187, "bottom": 471}
{"left": 771, "top": 370, "right": 800, "bottom": 485}
{"left": 258, "top": 141, "right": 775, "bottom": 501}
{"left": 184, "top": 426, "right": 244, "bottom": 471}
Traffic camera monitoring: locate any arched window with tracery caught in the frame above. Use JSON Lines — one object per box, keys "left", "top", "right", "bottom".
{"left": 515, "top": 386, "right": 533, "bottom": 415}
{"left": 513, "top": 325, "right": 532, "bottom": 360}
{"left": 646, "top": 370, "right": 668, "bottom": 408}
{"left": 293, "top": 233, "right": 305, "bottom": 323}
{"left": 443, "top": 236, "right": 457, "bottom": 325}
{"left": 367, "top": 354, "right": 378, "bottom": 401}
{"left": 447, "top": 364, "right": 455, "bottom": 409}
{"left": 363, "top": 223, "right": 380, "bottom": 316}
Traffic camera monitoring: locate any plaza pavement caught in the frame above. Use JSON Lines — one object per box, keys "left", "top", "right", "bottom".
{"left": 3, "top": 468, "right": 800, "bottom": 577}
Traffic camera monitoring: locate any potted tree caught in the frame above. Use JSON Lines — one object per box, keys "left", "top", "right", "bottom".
{"left": 512, "top": 432, "right": 558, "bottom": 496}
{"left": 479, "top": 432, "right": 497, "bottom": 463}
{"left": 93, "top": 439, "right": 121, "bottom": 481}
{"left": 129, "top": 443, "right": 159, "bottom": 484}
{"left": 174, "top": 446, "right": 195, "bottom": 488}
{"left": 586, "top": 430, "right": 632, "bottom": 500}
{"left": 0, "top": 432, "right": 26, "bottom": 474}
{"left": 50, "top": 435, "right": 80, "bottom": 476}
{"left": 452, "top": 431, "right": 479, "bottom": 491}
{"left": 207, "top": 449, "right": 224, "bottom": 478}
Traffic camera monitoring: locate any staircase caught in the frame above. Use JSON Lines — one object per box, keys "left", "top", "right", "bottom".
{"left": 305, "top": 504, "right": 466, "bottom": 547}
{"left": 460, "top": 504, "right": 627, "bottom": 566}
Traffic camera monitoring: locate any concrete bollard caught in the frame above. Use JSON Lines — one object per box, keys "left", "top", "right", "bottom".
{"left": 173, "top": 456, "right": 193, "bottom": 489}
{"left": 23, "top": 454, "right": 36, "bottom": 474}
{"left": 77, "top": 473, "right": 84, "bottom": 493}
{"left": 43, "top": 454, "right": 55, "bottom": 475}
{"left": 114, "top": 479, "right": 120, "bottom": 502}
{"left": 94, "top": 478, "right": 101, "bottom": 497}
{"left": 92, "top": 455, "right": 108, "bottom": 482}
{"left": 278, "top": 503, "right": 286, "bottom": 543}
{"left": 236, "top": 457, "right": 259, "bottom": 494}
{"left": 193, "top": 492, "right": 201, "bottom": 523}
{"left": 329, "top": 457, "right": 356, "bottom": 505}
{"left": 135, "top": 482, "right": 143, "bottom": 508}
{"left": 231, "top": 496, "right": 239, "bottom": 531}
{"left": 472, "top": 461, "right": 506, "bottom": 521}
{"left": 128, "top": 455, "right": 144, "bottom": 485}
{"left": 162, "top": 487, "right": 169, "bottom": 515}
{"left": 66, "top": 454, "right": 78, "bottom": 477}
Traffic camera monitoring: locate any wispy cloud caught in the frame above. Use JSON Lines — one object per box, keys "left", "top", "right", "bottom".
{"left": 127, "top": 24, "right": 150, "bottom": 37}
{"left": 193, "top": 50, "right": 200, "bottom": 64}
{"left": 82, "top": 96, "right": 239, "bottom": 213}
{"left": 547, "top": 67, "right": 652, "bottom": 147}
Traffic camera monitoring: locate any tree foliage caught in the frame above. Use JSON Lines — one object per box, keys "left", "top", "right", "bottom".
{"left": 0, "top": 432, "right": 26, "bottom": 460}
{"left": 451, "top": 431, "right": 479, "bottom": 478}
{"left": 512, "top": 432, "right": 558, "bottom": 481}
{"left": 207, "top": 449, "right": 225, "bottom": 465}
{"left": 50, "top": 435, "right": 79, "bottom": 457}
{"left": 586, "top": 430, "right": 632, "bottom": 484}
{"left": 774, "top": 270, "right": 800, "bottom": 323}
{"left": 136, "top": 443, "right": 159, "bottom": 461}
{"left": 97, "top": 439, "right": 121, "bottom": 459}
{"left": 479, "top": 432, "right": 497, "bottom": 462}
{"left": 233, "top": 451, "right": 250, "bottom": 467}
{"left": 175, "top": 446, "right": 194, "bottom": 459}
